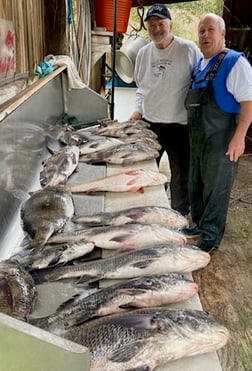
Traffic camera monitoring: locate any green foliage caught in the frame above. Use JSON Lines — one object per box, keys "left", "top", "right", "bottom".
{"left": 128, "top": 0, "right": 224, "bottom": 43}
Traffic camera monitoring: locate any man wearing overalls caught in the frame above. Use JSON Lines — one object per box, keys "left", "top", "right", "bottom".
{"left": 183, "top": 13, "right": 252, "bottom": 253}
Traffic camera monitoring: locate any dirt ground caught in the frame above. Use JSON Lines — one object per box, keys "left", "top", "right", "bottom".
{"left": 193, "top": 155, "right": 252, "bottom": 371}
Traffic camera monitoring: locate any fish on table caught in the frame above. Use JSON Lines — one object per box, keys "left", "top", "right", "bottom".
{"left": 62, "top": 308, "right": 229, "bottom": 371}
{"left": 40, "top": 145, "right": 79, "bottom": 187}
{"left": 73, "top": 205, "right": 188, "bottom": 230}
{"left": 47, "top": 223, "right": 187, "bottom": 252}
{"left": 92, "top": 119, "right": 150, "bottom": 135}
{"left": 10, "top": 240, "right": 95, "bottom": 270}
{"left": 0, "top": 260, "right": 37, "bottom": 321}
{"left": 29, "top": 274, "right": 198, "bottom": 335}
{"left": 31, "top": 245, "right": 210, "bottom": 285}
{"left": 67, "top": 169, "right": 167, "bottom": 193}
{"left": 20, "top": 186, "right": 74, "bottom": 249}
{"left": 79, "top": 143, "right": 160, "bottom": 166}
{"left": 79, "top": 137, "right": 124, "bottom": 155}
{"left": 121, "top": 134, "right": 162, "bottom": 151}
{"left": 92, "top": 125, "right": 158, "bottom": 139}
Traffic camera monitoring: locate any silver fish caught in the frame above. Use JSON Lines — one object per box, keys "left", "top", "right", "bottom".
{"left": 79, "top": 137, "right": 124, "bottom": 155}
{"left": 40, "top": 145, "right": 79, "bottom": 187}
{"left": 62, "top": 308, "right": 230, "bottom": 370}
{"left": 48, "top": 223, "right": 187, "bottom": 251}
{"left": 10, "top": 240, "right": 95, "bottom": 270}
{"left": 79, "top": 143, "right": 159, "bottom": 166}
{"left": 121, "top": 135, "right": 162, "bottom": 151}
{"left": 94, "top": 126, "right": 158, "bottom": 139}
{"left": 67, "top": 169, "right": 167, "bottom": 193}
{"left": 73, "top": 205, "right": 188, "bottom": 230}
{"left": 21, "top": 186, "right": 74, "bottom": 249}
{"left": 93, "top": 120, "right": 150, "bottom": 135}
{"left": 31, "top": 245, "right": 210, "bottom": 284}
{"left": 0, "top": 260, "right": 37, "bottom": 321}
{"left": 29, "top": 274, "right": 198, "bottom": 334}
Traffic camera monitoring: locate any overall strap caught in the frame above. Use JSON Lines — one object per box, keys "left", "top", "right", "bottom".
{"left": 207, "top": 48, "right": 229, "bottom": 81}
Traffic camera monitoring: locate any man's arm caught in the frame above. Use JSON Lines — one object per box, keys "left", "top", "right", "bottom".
{"left": 226, "top": 101, "right": 252, "bottom": 161}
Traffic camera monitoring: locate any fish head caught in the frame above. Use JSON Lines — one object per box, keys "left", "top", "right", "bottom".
{"left": 164, "top": 245, "right": 211, "bottom": 272}
{"left": 168, "top": 210, "right": 189, "bottom": 229}
{"left": 152, "top": 309, "right": 230, "bottom": 356}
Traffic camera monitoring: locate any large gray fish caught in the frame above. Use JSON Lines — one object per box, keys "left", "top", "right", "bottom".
{"left": 79, "top": 143, "right": 159, "bottom": 166}
{"left": 62, "top": 308, "right": 230, "bottom": 370}
{"left": 21, "top": 186, "right": 74, "bottom": 249}
{"left": 48, "top": 223, "right": 187, "bottom": 251}
{"left": 92, "top": 125, "right": 158, "bottom": 140}
{"left": 79, "top": 137, "right": 124, "bottom": 155}
{"left": 73, "top": 205, "right": 188, "bottom": 230}
{"left": 93, "top": 120, "right": 150, "bottom": 135}
{"left": 40, "top": 145, "right": 79, "bottom": 187}
{"left": 0, "top": 260, "right": 37, "bottom": 321}
{"left": 29, "top": 274, "right": 198, "bottom": 334}
{"left": 67, "top": 169, "right": 167, "bottom": 193}
{"left": 10, "top": 240, "right": 95, "bottom": 270}
{"left": 31, "top": 245, "right": 210, "bottom": 284}
{"left": 121, "top": 134, "right": 162, "bottom": 151}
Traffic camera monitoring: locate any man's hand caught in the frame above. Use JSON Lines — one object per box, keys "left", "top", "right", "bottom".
{"left": 129, "top": 111, "right": 142, "bottom": 121}
{"left": 226, "top": 134, "right": 245, "bottom": 162}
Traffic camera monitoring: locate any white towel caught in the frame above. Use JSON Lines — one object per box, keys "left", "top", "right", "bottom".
{"left": 44, "top": 54, "right": 86, "bottom": 90}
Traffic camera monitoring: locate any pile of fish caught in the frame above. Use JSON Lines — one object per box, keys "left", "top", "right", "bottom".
{"left": 0, "top": 120, "right": 230, "bottom": 369}
{"left": 30, "top": 274, "right": 199, "bottom": 334}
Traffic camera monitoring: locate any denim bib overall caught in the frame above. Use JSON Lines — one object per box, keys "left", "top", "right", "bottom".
{"left": 185, "top": 51, "right": 239, "bottom": 247}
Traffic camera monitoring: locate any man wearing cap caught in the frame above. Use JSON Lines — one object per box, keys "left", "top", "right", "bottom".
{"left": 130, "top": 3, "right": 201, "bottom": 217}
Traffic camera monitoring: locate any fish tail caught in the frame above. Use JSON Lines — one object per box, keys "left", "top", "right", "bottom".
{"left": 31, "top": 268, "right": 55, "bottom": 284}
{"left": 29, "top": 316, "right": 50, "bottom": 330}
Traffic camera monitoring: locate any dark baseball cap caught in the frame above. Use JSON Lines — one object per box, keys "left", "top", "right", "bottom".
{"left": 144, "top": 3, "right": 172, "bottom": 22}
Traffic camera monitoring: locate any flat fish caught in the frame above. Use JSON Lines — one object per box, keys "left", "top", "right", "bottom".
{"left": 79, "top": 143, "right": 159, "bottom": 166}
{"left": 48, "top": 223, "right": 187, "bottom": 251}
{"left": 40, "top": 145, "right": 79, "bottom": 187}
{"left": 73, "top": 205, "right": 188, "bottom": 229}
{"left": 21, "top": 186, "right": 74, "bottom": 249}
{"left": 62, "top": 308, "right": 230, "bottom": 371}
{"left": 31, "top": 245, "right": 210, "bottom": 284}
{"left": 67, "top": 169, "right": 167, "bottom": 193}
{"left": 0, "top": 260, "right": 37, "bottom": 321}
{"left": 29, "top": 274, "right": 198, "bottom": 334}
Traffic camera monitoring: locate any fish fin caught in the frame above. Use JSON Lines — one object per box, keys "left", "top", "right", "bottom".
{"left": 118, "top": 303, "right": 139, "bottom": 309}
{"left": 31, "top": 268, "right": 53, "bottom": 284}
{"left": 110, "top": 234, "right": 132, "bottom": 243}
{"left": 117, "top": 247, "right": 136, "bottom": 254}
{"left": 109, "top": 340, "right": 147, "bottom": 363}
{"left": 47, "top": 245, "right": 68, "bottom": 267}
{"left": 138, "top": 187, "right": 145, "bottom": 194}
{"left": 132, "top": 259, "right": 155, "bottom": 269}
{"left": 126, "top": 366, "right": 152, "bottom": 371}
{"left": 127, "top": 186, "right": 142, "bottom": 193}
{"left": 77, "top": 274, "right": 101, "bottom": 284}
{"left": 125, "top": 170, "right": 140, "bottom": 176}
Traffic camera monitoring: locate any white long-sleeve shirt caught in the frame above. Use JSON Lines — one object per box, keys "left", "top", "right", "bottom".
{"left": 134, "top": 36, "right": 202, "bottom": 124}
